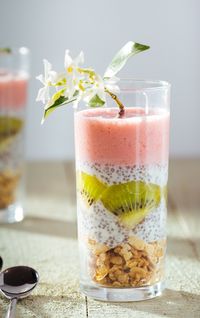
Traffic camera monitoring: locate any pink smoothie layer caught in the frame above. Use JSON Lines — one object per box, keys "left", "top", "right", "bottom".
{"left": 75, "top": 107, "right": 170, "bottom": 166}
{"left": 0, "top": 71, "right": 28, "bottom": 109}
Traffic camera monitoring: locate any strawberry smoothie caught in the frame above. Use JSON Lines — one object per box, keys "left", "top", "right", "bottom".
{"left": 75, "top": 108, "right": 169, "bottom": 166}
{"left": 0, "top": 71, "right": 28, "bottom": 109}
{"left": 75, "top": 106, "right": 170, "bottom": 290}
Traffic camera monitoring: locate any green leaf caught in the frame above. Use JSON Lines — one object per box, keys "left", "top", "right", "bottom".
{"left": 88, "top": 94, "right": 105, "bottom": 107}
{"left": 73, "top": 90, "right": 79, "bottom": 97}
{"left": 52, "top": 89, "right": 66, "bottom": 103}
{"left": 42, "top": 95, "right": 77, "bottom": 123}
{"left": 104, "top": 41, "right": 150, "bottom": 78}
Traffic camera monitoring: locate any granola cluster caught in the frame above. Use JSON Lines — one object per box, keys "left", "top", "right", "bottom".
{"left": 0, "top": 170, "right": 20, "bottom": 209}
{"left": 88, "top": 236, "right": 165, "bottom": 288}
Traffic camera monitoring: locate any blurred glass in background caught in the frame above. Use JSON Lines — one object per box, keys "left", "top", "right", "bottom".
{"left": 0, "top": 47, "right": 29, "bottom": 223}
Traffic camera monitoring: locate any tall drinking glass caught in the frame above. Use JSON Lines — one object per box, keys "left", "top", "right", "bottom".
{"left": 0, "top": 47, "right": 29, "bottom": 223}
{"left": 75, "top": 80, "right": 170, "bottom": 301}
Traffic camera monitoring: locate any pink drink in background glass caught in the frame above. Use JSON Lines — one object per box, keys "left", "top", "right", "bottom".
{"left": 0, "top": 72, "right": 28, "bottom": 109}
{"left": 75, "top": 80, "right": 170, "bottom": 301}
{"left": 0, "top": 48, "right": 29, "bottom": 223}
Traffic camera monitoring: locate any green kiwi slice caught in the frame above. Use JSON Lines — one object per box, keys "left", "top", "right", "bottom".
{"left": 77, "top": 171, "right": 107, "bottom": 206}
{"left": 101, "top": 180, "right": 161, "bottom": 228}
{"left": 0, "top": 116, "right": 23, "bottom": 152}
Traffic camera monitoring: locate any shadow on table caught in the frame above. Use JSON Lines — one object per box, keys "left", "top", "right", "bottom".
{"left": 11, "top": 288, "right": 200, "bottom": 318}
{"left": 0, "top": 216, "right": 77, "bottom": 239}
{"left": 0, "top": 291, "right": 85, "bottom": 318}
{"left": 111, "top": 288, "right": 200, "bottom": 318}
{"left": 1, "top": 218, "right": 199, "bottom": 259}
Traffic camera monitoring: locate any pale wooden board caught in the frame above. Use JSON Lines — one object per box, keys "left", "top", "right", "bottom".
{"left": 168, "top": 159, "right": 200, "bottom": 240}
{"left": 24, "top": 161, "right": 77, "bottom": 222}
{"left": 0, "top": 160, "right": 199, "bottom": 317}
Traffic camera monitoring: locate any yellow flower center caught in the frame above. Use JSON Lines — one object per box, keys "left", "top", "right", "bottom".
{"left": 79, "top": 81, "right": 85, "bottom": 91}
{"left": 67, "top": 66, "right": 73, "bottom": 73}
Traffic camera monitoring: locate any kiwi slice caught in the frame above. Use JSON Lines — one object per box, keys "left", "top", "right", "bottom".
{"left": 0, "top": 116, "right": 23, "bottom": 152}
{"left": 77, "top": 171, "right": 107, "bottom": 206}
{"left": 101, "top": 180, "right": 161, "bottom": 228}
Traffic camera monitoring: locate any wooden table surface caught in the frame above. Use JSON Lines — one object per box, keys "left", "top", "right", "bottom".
{"left": 0, "top": 159, "right": 200, "bottom": 318}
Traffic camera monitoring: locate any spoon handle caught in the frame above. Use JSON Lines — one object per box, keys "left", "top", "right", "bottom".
{"left": 5, "top": 298, "right": 17, "bottom": 318}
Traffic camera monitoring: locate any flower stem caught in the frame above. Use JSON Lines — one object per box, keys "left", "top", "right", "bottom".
{"left": 105, "top": 88, "right": 125, "bottom": 118}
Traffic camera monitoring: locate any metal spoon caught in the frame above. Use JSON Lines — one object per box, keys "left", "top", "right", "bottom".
{"left": 0, "top": 266, "right": 39, "bottom": 318}
{"left": 0, "top": 256, "right": 3, "bottom": 271}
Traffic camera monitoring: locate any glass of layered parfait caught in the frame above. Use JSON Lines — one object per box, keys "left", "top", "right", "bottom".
{"left": 75, "top": 80, "right": 170, "bottom": 301}
{"left": 0, "top": 47, "right": 29, "bottom": 223}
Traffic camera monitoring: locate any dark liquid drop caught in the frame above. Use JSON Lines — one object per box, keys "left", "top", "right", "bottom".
{"left": 0, "top": 256, "right": 3, "bottom": 270}
{"left": 4, "top": 266, "right": 38, "bottom": 287}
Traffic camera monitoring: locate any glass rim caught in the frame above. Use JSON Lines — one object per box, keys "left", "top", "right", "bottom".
{"left": 117, "top": 78, "right": 171, "bottom": 92}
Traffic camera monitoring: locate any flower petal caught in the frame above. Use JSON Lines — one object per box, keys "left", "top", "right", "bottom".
{"left": 97, "top": 88, "right": 106, "bottom": 101}
{"left": 74, "top": 51, "right": 84, "bottom": 66}
{"left": 49, "top": 71, "right": 66, "bottom": 85}
{"left": 107, "top": 75, "right": 120, "bottom": 83}
{"left": 64, "top": 50, "right": 72, "bottom": 69}
{"left": 36, "top": 74, "right": 45, "bottom": 84}
{"left": 105, "top": 83, "right": 120, "bottom": 94}
{"left": 36, "top": 86, "right": 50, "bottom": 104}
{"left": 43, "top": 59, "right": 52, "bottom": 81}
{"left": 82, "top": 89, "right": 96, "bottom": 103}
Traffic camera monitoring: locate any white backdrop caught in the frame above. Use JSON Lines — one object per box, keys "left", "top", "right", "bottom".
{"left": 0, "top": 0, "right": 199, "bottom": 160}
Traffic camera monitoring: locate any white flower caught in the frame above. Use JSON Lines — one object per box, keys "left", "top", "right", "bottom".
{"left": 83, "top": 74, "right": 106, "bottom": 104}
{"left": 64, "top": 50, "right": 84, "bottom": 69}
{"left": 36, "top": 41, "right": 150, "bottom": 122}
{"left": 49, "top": 71, "right": 66, "bottom": 86}
{"left": 64, "top": 50, "right": 84, "bottom": 99}
{"left": 36, "top": 52, "right": 120, "bottom": 111}
{"left": 36, "top": 59, "right": 67, "bottom": 104}
{"left": 104, "top": 75, "right": 120, "bottom": 94}
{"left": 36, "top": 59, "right": 52, "bottom": 103}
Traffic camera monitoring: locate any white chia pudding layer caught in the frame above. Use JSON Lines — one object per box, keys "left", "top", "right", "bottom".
{"left": 77, "top": 162, "right": 168, "bottom": 187}
{"left": 76, "top": 162, "right": 168, "bottom": 248}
